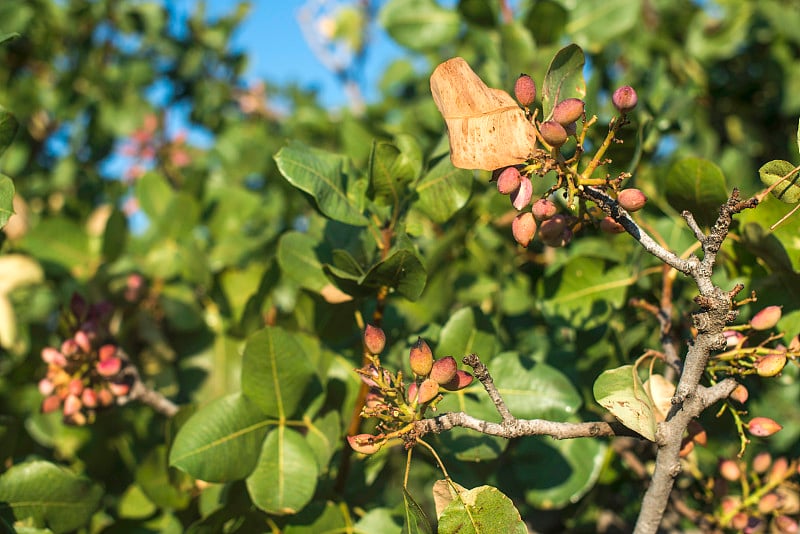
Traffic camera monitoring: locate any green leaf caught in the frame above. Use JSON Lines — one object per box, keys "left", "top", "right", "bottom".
{"left": 0, "top": 106, "right": 19, "bottom": 158}
{"left": 665, "top": 157, "right": 729, "bottom": 226}
{"left": 275, "top": 141, "right": 367, "bottom": 226}
{"left": 500, "top": 21, "right": 536, "bottom": 77}
{"left": 362, "top": 247, "right": 427, "bottom": 301}
{"left": 490, "top": 353, "right": 581, "bottom": 420}
{"left": 304, "top": 411, "right": 341, "bottom": 474}
{"left": 136, "top": 171, "right": 174, "bottom": 219}
{"left": 283, "top": 501, "right": 350, "bottom": 534}
{"left": 437, "top": 485, "right": 526, "bottom": 534}
{"left": 102, "top": 208, "right": 127, "bottom": 262}
{"left": 246, "top": 425, "right": 318, "bottom": 515}
{"left": 566, "top": 0, "right": 642, "bottom": 52}
{"left": 414, "top": 156, "right": 473, "bottom": 223}
{"left": 368, "top": 140, "right": 416, "bottom": 206}
{"left": 436, "top": 390, "right": 507, "bottom": 461}
{"left": 135, "top": 445, "right": 191, "bottom": 510}
{"left": 511, "top": 436, "right": 607, "bottom": 509}
{"left": 593, "top": 365, "right": 657, "bottom": 441}
{"left": 539, "top": 258, "right": 631, "bottom": 330}
{"left": 0, "top": 33, "right": 20, "bottom": 46}
{"left": 380, "top": 0, "right": 460, "bottom": 52}
{"left": 541, "top": 44, "right": 586, "bottom": 120}
{"left": 169, "top": 393, "right": 270, "bottom": 482}
{"left": 277, "top": 231, "right": 331, "bottom": 293}
{"left": 241, "top": 327, "right": 323, "bottom": 419}
{"left": 0, "top": 460, "right": 102, "bottom": 533}
{"left": 796, "top": 117, "right": 800, "bottom": 156}
{"left": 759, "top": 160, "right": 800, "bottom": 203}
{"left": 436, "top": 307, "right": 496, "bottom": 362}
{"left": 458, "top": 0, "right": 497, "bottom": 27}
{"left": 0, "top": 175, "right": 14, "bottom": 229}
{"left": 402, "top": 487, "right": 433, "bottom": 534}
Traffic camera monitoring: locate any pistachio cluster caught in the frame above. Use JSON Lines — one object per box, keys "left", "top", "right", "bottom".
{"left": 37, "top": 295, "right": 132, "bottom": 425}
{"left": 495, "top": 75, "right": 645, "bottom": 248}
{"left": 347, "top": 325, "right": 474, "bottom": 455}
{"left": 713, "top": 452, "right": 800, "bottom": 532}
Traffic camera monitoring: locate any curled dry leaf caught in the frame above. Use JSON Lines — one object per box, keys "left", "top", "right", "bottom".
{"left": 644, "top": 374, "right": 675, "bottom": 423}
{"left": 431, "top": 57, "right": 537, "bottom": 171}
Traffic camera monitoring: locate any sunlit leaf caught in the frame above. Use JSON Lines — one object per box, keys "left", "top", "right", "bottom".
{"left": 593, "top": 365, "right": 657, "bottom": 441}
{"left": 437, "top": 485, "right": 526, "bottom": 534}
{"left": 665, "top": 157, "right": 729, "bottom": 226}
{"left": 542, "top": 44, "right": 586, "bottom": 120}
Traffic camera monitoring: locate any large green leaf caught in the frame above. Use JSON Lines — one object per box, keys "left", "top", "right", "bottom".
{"left": 593, "top": 365, "right": 657, "bottom": 441}
{"left": 539, "top": 258, "right": 631, "bottom": 330}
{"left": 135, "top": 171, "right": 174, "bottom": 220}
{"left": 511, "top": 436, "right": 607, "bottom": 509}
{"left": 665, "top": 157, "right": 729, "bottom": 226}
{"left": 368, "top": 140, "right": 416, "bottom": 206}
{"left": 241, "top": 327, "right": 323, "bottom": 419}
{"left": 135, "top": 445, "right": 192, "bottom": 510}
{"left": 0, "top": 32, "right": 20, "bottom": 46}
{"left": 414, "top": 156, "right": 473, "bottom": 224}
{"left": 361, "top": 247, "right": 427, "bottom": 301}
{"left": 275, "top": 141, "right": 367, "bottom": 226}
{"left": 758, "top": 159, "right": 800, "bottom": 203}
{"left": 566, "top": 0, "right": 642, "bottom": 52}
{"left": 169, "top": 393, "right": 270, "bottom": 482}
{"left": 0, "top": 460, "right": 102, "bottom": 533}
{"left": 436, "top": 307, "right": 496, "bottom": 362}
{"left": 541, "top": 44, "right": 586, "bottom": 120}
{"left": 490, "top": 352, "right": 581, "bottom": 420}
{"left": 277, "top": 231, "right": 331, "bottom": 293}
{"left": 402, "top": 487, "right": 433, "bottom": 534}
{"left": 380, "top": 0, "right": 460, "bottom": 52}
{"left": 0, "top": 175, "right": 14, "bottom": 229}
{"left": 0, "top": 107, "right": 18, "bottom": 158}
{"left": 246, "top": 425, "right": 318, "bottom": 515}
{"left": 437, "top": 485, "right": 526, "bottom": 534}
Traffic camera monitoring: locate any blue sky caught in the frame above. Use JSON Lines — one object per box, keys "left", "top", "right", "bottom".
{"left": 207, "top": 0, "right": 406, "bottom": 108}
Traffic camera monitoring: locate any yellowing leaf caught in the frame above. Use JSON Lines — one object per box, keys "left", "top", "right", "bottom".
{"left": 430, "top": 57, "right": 537, "bottom": 171}
{"left": 643, "top": 374, "right": 675, "bottom": 423}
{"left": 593, "top": 365, "right": 657, "bottom": 441}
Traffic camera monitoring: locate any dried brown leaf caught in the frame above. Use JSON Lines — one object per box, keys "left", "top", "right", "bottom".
{"left": 431, "top": 57, "right": 537, "bottom": 171}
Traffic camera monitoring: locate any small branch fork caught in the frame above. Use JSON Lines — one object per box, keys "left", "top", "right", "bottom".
{"left": 413, "top": 188, "right": 758, "bottom": 534}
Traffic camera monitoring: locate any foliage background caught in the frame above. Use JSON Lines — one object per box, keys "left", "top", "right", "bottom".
{"left": 0, "top": 0, "right": 799, "bottom": 532}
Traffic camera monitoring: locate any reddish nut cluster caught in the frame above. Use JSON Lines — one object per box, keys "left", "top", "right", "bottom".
{"left": 514, "top": 74, "right": 536, "bottom": 107}
{"left": 39, "top": 334, "right": 131, "bottom": 426}
{"left": 552, "top": 98, "right": 584, "bottom": 126}
{"left": 540, "top": 120, "right": 568, "bottom": 147}
{"left": 348, "top": 327, "right": 475, "bottom": 455}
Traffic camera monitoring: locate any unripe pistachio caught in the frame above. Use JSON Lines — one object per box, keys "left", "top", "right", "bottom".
{"left": 730, "top": 384, "right": 749, "bottom": 404}
{"left": 538, "top": 214, "right": 567, "bottom": 241}
{"left": 721, "top": 496, "right": 740, "bottom": 515}
{"left": 68, "top": 378, "right": 84, "bottom": 397}
{"left": 532, "top": 198, "right": 557, "bottom": 221}
{"left": 599, "top": 216, "right": 625, "bottom": 234}
{"left": 748, "top": 416, "right": 782, "bottom": 437}
{"left": 63, "top": 394, "right": 82, "bottom": 416}
{"left": 81, "top": 388, "right": 98, "bottom": 408}
{"left": 442, "top": 370, "right": 474, "bottom": 391}
{"left": 511, "top": 176, "right": 533, "bottom": 210}
{"left": 514, "top": 74, "right": 536, "bottom": 106}
{"left": 496, "top": 166, "right": 522, "bottom": 195}
{"left": 540, "top": 227, "right": 572, "bottom": 248}
{"left": 409, "top": 338, "right": 434, "bottom": 377}
{"left": 42, "top": 347, "right": 67, "bottom": 367}
{"left": 430, "top": 356, "right": 458, "bottom": 385}
{"left": 563, "top": 121, "right": 577, "bottom": 137}
{"left": 751, "top": 305, "right": 782, "bottom": 331}
{"left": 417, "top": 378, "right": 440, "bottom": 404}
{"left": 512, "top": 212, "right": 536, "bottom": 247}
{"left": 363, "top": 324, "right": 386, "bottom": 355}
{"left": 61, "top": 339, "right": 79, "bottom": 357}
{"left": 730, "top": 513, "right": 748, "bottom": 531}
{"left": 687, "top": 420, "right": 707, "bottom": 446}
{"left": 539, "top": 120, "right": 567, "bottom": 147}
{"left": 774, "top": 515, "right": 799, "bottom": 534}
{"left": 552, "top": 98, "right": 584, "bottom": 126}
{"left": 768, "top": 457, "right": 789, "bottom": 484}
{"left": 753, "top": 452, "right": 772, "bottom": 474}
{"left": 74, "top": 330, "right": 92, "bottom": 353}
{"left": 96, "top": 356, "right": 122, "bottom": 377}
{"left": 41, "top": 394, "right": 61, "bottom": 413}
{"left": 756, "top": 353, "right": 787, "bottom": 377}
{"left": 406, "top": 382, "right": 418, "bottom": 403}
{"left": 98, "top": 388, "right": 114, "bottom": 406}
{"left": 678, "top": 438, "right": 694, "bottom": 458}
{"left": 612, "top": 86, "right": 638, "bottom": 113}
{"left": 719, "top": 459, "right": 741, "bottom": 481}
{"left": 617, "top": 188, "right": 647, "bottom": 212}
{"left": 38, "top": 378, "right": 55, "bottom": 396}
{"left": 108, "top": 381, "right": 130, "bottom": 397}
{"left": 724, "top": 330, "right": 744, "bottom": 349}
{"left": 98, "top": 344, "right": 117, "bottom": 362}
{"left": 758, "top": 492, "right": 780, "bottom": 514}
{"left": 347, "top": 434, "right": 383, "bottom": 455}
